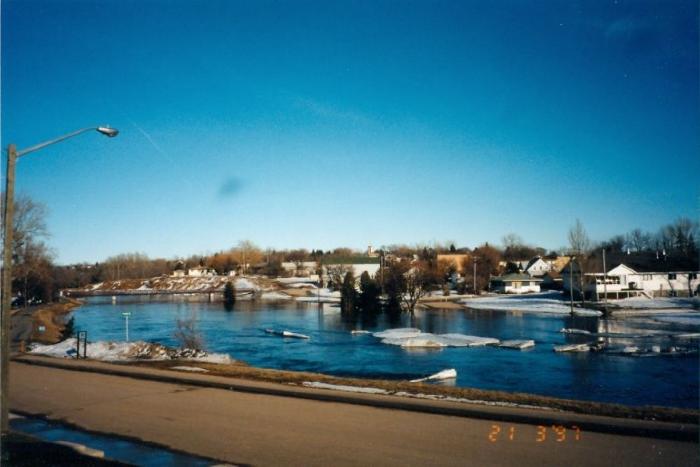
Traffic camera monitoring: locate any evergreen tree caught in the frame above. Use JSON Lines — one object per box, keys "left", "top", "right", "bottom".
{"left": 340, "top": 271, "right": 357, "bottom": 314}
{"left": 384, "top": 263, "right": 405, "bottom": 313}
{"left": 223, "top": 281, "right": 236, "bottom": 310}
{"left": 61, "top": 316, "right": 75, "bottom": 340}
{"left": 358, "top": 271, "right": 381, "bottom": 313}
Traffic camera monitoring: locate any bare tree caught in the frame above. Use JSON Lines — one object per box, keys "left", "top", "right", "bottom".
{"left": 233, "top": 240, "right": 262, "bottom": 274}
{"left": 401, "top": 264, "right": 429, "bottom": 316}
{"left": 568, "top": 219, "right": 590, "bottom": 255}
{"left": 626, "top": 228, "right": 650, "bottom": 253}
{"left": 501, "top": 233, "right": 523, "bottom": 250}
{"left": 325, "top": 264, "right": 352, "bottom": 290}
{"left": 173, "top": 314, "right": 203, "bottom": 349}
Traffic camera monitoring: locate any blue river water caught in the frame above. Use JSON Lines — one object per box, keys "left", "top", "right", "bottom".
{"left": 71, "top": 296, "right": 699, "bottom": 409}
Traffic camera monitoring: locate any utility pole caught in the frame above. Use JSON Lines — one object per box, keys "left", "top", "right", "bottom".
{"left": 602, "top": 249, "right": 608, "bottom": 315}
{"left": 1, "top": 126, "right": 118, "bottom": 434}
{"left": 472, "top": 257, "right": 478, "bottom": 295}
{"left": 1, "top": 145, "right": 17, "bottom": 433}
{"left": 569, "top": 256, "right": 575, "bottom": 315}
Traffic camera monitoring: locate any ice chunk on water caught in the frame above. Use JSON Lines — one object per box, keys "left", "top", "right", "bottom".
{"left": 376, "top": 329, "right": 499, "bottom": 347}
{"left": 410, "top": 368, "right": 457, "bottom": 383}
{"left": 438, "top": 333, "right": 500, "bottom": 347}
{"left": 373, "top": 328, "right": 422, "bottom": 339}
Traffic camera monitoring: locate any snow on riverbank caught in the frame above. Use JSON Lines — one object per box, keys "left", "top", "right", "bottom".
{"left": 608, "top": 296, "right": 699, "bottom": 311}
{"left": 301, "top": 381, "right": 551, "bottom": 410}
{"left": 462, "top": 292, "right": 602, "bottom": 316}
{"left": 29, "top": 338, "right": 232, "bottom": 364}
{"left": 260, "top": 291, "right": 293, "bottom": 300}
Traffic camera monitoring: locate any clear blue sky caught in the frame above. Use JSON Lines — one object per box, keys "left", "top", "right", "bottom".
{"left": 2, "top": 0, "right": 698, "bottom": 264}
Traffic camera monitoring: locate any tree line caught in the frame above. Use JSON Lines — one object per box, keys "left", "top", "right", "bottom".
{"left": 4, "top": 193, "right": 697, "bottom": 307}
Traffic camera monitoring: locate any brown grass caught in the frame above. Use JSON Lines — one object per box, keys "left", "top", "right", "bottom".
{"left": 30, "top": 298, "right": 83, "bottom": 344}
{"left": 126, "top": 359, "right": 699, "bottom": 424}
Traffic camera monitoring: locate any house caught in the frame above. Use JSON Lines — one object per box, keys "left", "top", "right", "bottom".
{"left": 561, "top": 261, "right": 584, "bottom": 298}
{"left": 320, "top": 256, "right": 381, "bottom": 286}
{"left": 187, "top": 266, "right": 216, "bottom": 277}
{"left": 281, "top": 261, "right": 318, "bottom": 277}
{"left": 540, "top": 270, "right": 563, "bottom": 290}
{"left": 489, "top": 273, "right": 542, "bottom": 294}
{"left": 524, "top": 257, "right": 551, "bottom": 277}
{"left": 583, "top": 263, "right": 699, "bottom": 299}
{"left": 548, "top": 256, "right": 572, "bottom": 273}
{"left": 171, "top": 261, "right": 186, "bottom": 277}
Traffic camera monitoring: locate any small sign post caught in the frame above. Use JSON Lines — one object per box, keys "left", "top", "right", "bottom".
{"left": 122, "top": 311, "right": 131, "bottom": 342}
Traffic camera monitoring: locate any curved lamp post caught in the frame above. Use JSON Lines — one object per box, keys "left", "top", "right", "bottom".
{"left": 1, "top": 126, "right": 118, "bottom": 432}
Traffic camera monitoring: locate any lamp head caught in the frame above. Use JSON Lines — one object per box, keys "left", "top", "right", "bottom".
{"left": 96, "top": 126, "right": 119, "bottom": 137}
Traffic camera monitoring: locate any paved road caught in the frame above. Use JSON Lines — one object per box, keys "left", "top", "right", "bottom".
{"left": 10, "top": 308, "right": 35, "bottom": 347}
{"left": 10, "top": 362, "right": 698, "bottom": 467}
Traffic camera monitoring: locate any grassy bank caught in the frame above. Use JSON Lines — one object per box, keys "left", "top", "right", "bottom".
{"left": 29, "top": 298, "right": 83, "bottom": 344}
{"left": 127, "top": 359, "right": 699, "bottom": 425}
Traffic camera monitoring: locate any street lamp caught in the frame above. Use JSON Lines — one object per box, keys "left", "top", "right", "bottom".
{"left": 1, "top": 126, "right": 118, "bottom": 433}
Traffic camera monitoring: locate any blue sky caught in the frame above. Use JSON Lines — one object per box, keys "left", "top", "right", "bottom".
{"left": 2, "top": 0, "right": 698, "bottom": 264}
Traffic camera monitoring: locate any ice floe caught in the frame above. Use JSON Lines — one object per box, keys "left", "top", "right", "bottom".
{"left": 499, "top": 340, "right": 535, "bottom": 350}
{"left": 373, "top": 328, "right": 499, "bottom": 348}
{"left": 553, "top": 343, "right": 591, "bottom": 352}
{"left": 410, "top": 368, "right": 457, "bottom": 383}
{"left": 265, "top": 329, "right": 310, "bottom": 339}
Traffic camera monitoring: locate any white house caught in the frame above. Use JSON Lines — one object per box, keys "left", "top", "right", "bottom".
{"left": 321, "top": 256, "right": 381, "bottom": 285}
{"left": 524, "top": 257, "right": 551, "bottom": 277}
{"left": 489, "top": 273, "right": 542, "bottom": 294}
{"left": 583, "top": 263, "right": 699, "bottom": 299}
{"left": 281, "top": 261, "right": 318, "bottom": 277}
{"left": 187, "top": 266, "right": 216, "bottom": 277}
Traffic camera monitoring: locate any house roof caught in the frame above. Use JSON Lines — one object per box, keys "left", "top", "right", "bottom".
{"left": 524, "top": 256, "right": 547, "bottom": 271}
{"left": 491, "top": 273, "right": 543, "bottom": 282}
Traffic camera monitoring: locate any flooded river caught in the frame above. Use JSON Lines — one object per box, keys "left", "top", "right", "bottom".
{"left": 71, "top": 296, "right": 699, "bottom": 408}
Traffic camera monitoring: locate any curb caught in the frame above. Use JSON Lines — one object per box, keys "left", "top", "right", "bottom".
{"left": 13, "top": 356, "right": 699, "bottom": 443}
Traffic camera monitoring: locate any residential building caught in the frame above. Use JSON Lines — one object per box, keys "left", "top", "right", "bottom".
{"left": 524, "top": 257, "right": 551, "bottom": 277}
{"left": 320, "top": 256, "right": 381, "bottom": 285}
{"left": 583, "top": 263, "right": 699, "bottom": 299}
{"left": 489, "top": 273, "right": 542, "bottom": 294}
{"left": 187, "top": 266, "right": 216, "bottom": 277}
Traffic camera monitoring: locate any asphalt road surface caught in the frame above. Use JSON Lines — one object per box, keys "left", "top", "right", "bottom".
{"left": 9, "top": 362, "right": 698, "bottom": 467}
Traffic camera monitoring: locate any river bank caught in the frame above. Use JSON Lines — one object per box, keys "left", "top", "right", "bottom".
{"left": 10, "top": 298, "right": 83, "bottom": 347}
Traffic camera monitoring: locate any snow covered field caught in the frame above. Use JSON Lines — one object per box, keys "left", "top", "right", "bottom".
{"left": 462, "top": 292, "right": 602, "bottom": 316}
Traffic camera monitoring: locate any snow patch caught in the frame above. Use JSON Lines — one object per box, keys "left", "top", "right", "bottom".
{"left": 260, "top": 291, "right": 293, "bottom": 300}
{"left": 29, "top": 338, "right": 233, "bottom": 364}
{"left": 170, "top": 366, "right": 209, "bottom": 373}
{"left": 302, "top": 382, "right": 389, "bottom": 394}
{"left": 463, "top": 293, "right": 602, "bottom": 316}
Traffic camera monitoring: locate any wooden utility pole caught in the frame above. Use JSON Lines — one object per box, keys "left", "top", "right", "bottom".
{"left": 602, "top": 249, "right": 608, "bottom": 315}
{"left": 569, "top": 256, "right": 575, "bottom": 315}
{"left": 1, "top": 144, "right": 17, "bottom": 433}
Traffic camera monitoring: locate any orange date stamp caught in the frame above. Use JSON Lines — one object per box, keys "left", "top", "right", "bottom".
{"left": 488, "top": 424, "right": 581, "bottom": 442}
